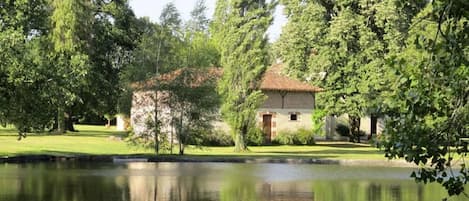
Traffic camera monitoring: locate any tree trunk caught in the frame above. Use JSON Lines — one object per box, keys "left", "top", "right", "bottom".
{"left": 169, "top": 99, "right": 174, "bottom": 155}
{"left": 179, "top": 142, "right": 184, "bottom": 155}
{"left": 153, "top": 91, "right": 159, "bottom": 156}
{"left": 369, "top": 115, "right": 378, "bottom": 140}
{"left": 65, "top": 111, "right": 76, "bottom": 132}
{"left": 178, "top": 109, "right": 184, "bottom": 155}
{"left": 234, "top": 127, "right": 248, "bottom": 152}
{"left": 349, "top": 116, "right": 361, "bottom": 143}
{"left": 56, "top": 106, "right": 66, "bottom": 134}
{"left": 170, "top": 121, "right": 174, "bottom": 155}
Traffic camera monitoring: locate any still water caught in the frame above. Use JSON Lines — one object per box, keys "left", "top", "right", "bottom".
{"left": 0, "top": 162, "right": 466, "bottom": 201}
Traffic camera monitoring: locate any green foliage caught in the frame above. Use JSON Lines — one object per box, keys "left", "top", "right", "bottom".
{"left": 311, "top": 109, "right": 326, "bottom": 136}
{"left": 0, "top": 0, "right": 56, "bottom": 134}
{"left": 335, "top": 122, "right": 366, "bottom": 138}
{"left": 214, "top": 0, "right": 276, "bottom": 152}
{"left": 0, "top": 0, "right": 141, "bottom": 135}
{"left": 273, "top": 128, "right": 315, "bottom": 145}
{"left": 198, "top": 130, "right": 234, "bottom": 147}
{"left": 186, "top": 0, "right": 210, "bottom": 33}
{"left": 160, "top": 2, "right": 181, "bottom": 30}
{"left": 275, "top": 0, "right": 424, "bottom": 143}
{"left": 273, "top": 130, "right": 296, "bottom": 145}
{"left": 125, "top": 115, "right": 169, "bottom": 153}
{"left": 182, "top": 0, "right": 220, "bottom": 68}
{"left": 336, "top": 123, "right": 350, "bottom": 137}
{"left": 78, "top": 0, "right": 141, "bottom": 118}
{"left": 247, "top": 127, "right": 265, "bottom": 146}
{"left": 161, "top": 68, "right": 221, "bottom": 155}
{"left": 381, "top": 1, "right": 469, "bottom": 196}
{"left": 120, "top": 2, "right": 220, "bottom": 154}
{"left": 296, "top": 128, "right": 316, "bottom": 145}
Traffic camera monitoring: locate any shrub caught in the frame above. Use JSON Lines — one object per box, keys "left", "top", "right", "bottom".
{"left": 336, "top": 123, "right": 350, "bottom": 137}
{"left": 273, "top": 130, "right": 297, "bottom": 145}
{"left": 124, "top": 118, "right": 171, "bottom": 153}
{"left": 335, "top": 123, "right": 367, "bottom": 137}
{"left": 247, "top": 127, "right": 265, "bottom": 146}
{"left": 273, "top": 128, "right": 315, "bottom": 145}
{"left": 200, "top": 129, "right": 234, "bottom": 146}
{"left": 296, "top": 128, "right": 315, "bottom": 145}
{"left": 311, "top": 109, "right": 326, "bottom": 136}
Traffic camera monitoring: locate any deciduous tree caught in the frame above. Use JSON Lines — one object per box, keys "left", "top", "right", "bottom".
{"left": 275, "top": 0, "right": 424, "bottom": 142}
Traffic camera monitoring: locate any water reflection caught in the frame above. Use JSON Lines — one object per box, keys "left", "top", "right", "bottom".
{"left": 0, "top": 162, "right": 466, "bottom": 201}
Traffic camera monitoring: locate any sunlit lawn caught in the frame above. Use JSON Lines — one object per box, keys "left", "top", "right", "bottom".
{"left": 185, "top": 143, "right": 386, "bottom": 160}
{"left": 0, "top": 125, "right": 385, "bottom": 160}
{"left": 0, "top": 125, "right": 153, "bottom": 156}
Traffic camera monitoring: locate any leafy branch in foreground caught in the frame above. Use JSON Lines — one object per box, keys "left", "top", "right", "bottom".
{"left": 382, "top": 0, "right": 468, "bottom": 197}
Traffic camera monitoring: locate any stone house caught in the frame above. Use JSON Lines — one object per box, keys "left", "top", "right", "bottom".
{"left": 130, "top": 68, "right": 221, "bottom": 143}
{"left": 256, "top": 64, "right": 323, "bottom": 142}
{"left": 129, "top": 64, "right": 323, "bottom": 143}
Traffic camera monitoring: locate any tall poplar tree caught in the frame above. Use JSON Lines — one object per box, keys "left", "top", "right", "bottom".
{"left": 214, "top": 0, "right": 276, "bottom": 152}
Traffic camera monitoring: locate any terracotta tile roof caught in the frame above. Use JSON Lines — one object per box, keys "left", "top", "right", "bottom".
{"left": 260, "top": 63, "right": 323, "bottom": 93}
{"left": 133, "top": 64, "right": 322, "bottom": 93}
{"left": 131, "top": 67, "right": 222, "bottom": 90}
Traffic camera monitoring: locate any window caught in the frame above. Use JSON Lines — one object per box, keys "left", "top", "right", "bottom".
{"left": 290, "top": 114, "right": 298, "bottom": 121}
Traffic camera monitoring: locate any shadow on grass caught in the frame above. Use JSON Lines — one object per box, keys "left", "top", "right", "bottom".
{"left": 13, "top": 150, "right": 147, "bottom": 157}
{"left": 315, "top": 143, "right": 372, "bottom": 148}
{"left": 0, "top": 131, "right": 128, "bottom": 138}
{"left": 1, "top": 125, "right": 127, "bottom": 137}
{"left": 179, "top": 154, "right": 338, "bottom": 159}
{"left": 260, "top": 149, "right": 382, "bottom": 156}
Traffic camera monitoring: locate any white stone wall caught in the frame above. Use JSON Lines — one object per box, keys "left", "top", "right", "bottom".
{"left": 131, "top": 89, "right": 386, "bottom": 143}
{"left": 324, "top": 114, "right": 385, "bottom": 140}
{"left": 131, "top": 90, "right": 321, "bottom": 142}
{"left": 131, "top": 91, "right": 156, "bottom": 136}
{"left": 116, "top": 114, "right": 128, "bottom": 131}
{"left": 257, "top": 108, "right": 313, "bottom": 138}
{"left": 130, "top": 91, "right": 174, "bottom": 142}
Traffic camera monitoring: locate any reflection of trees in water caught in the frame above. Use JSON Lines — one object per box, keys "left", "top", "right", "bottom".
{"left": 311, "top": 180, "right": 467, "bottom": 201}
{"left": 220, "top": 166, "right": 258, "bottom": 201}
{"left": 219, "top": 165, "right": 314, "bottom": 201}
{"left": 367, "top": 184, "right": 382, "bottom": 201}
{"left": 390, "top": 185, "right": 401, "bottom": 201}
{"left": 2, "top": 163, "right": 469, "bottom": 201}
{"left": 0, "top": 163, "right": 130, "bottom": 201}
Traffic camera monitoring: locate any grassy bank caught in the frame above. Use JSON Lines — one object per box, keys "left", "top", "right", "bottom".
{"left": 0, "top": 125, "right": 385, "bottom": 160}
{"left": 0, "top": 125, "right": 153, "bottom": 156}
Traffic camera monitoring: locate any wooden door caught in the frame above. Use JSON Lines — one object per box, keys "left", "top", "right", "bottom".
{"left": 371, "top": 116, "right": 377, "bottom": 135}
{"left": 263, "top": 115, "right": 272, "bottom": 143}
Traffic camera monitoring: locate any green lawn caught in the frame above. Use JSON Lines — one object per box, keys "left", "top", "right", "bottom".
{"left": 185, "top": 143, "right": 385, "bottom": 160}
{"left": 0, "top": 125, "right": 386, "bottom": 160}
{"left": 0, "top": 125, "right": 153, "bottom": 156}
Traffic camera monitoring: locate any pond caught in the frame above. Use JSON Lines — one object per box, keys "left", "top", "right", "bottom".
{"left": 0, "top": 162, "right": 466, "bottom": 201}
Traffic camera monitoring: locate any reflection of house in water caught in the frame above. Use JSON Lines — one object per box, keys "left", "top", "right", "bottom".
{"left": 126, "top": 163, "right": 220, "bottom": 201}
{"left": 124, "top": 163, "right": 317, "bottom": 201}
{"left": 126, "top": 163, "right": 157, "bottom": 201}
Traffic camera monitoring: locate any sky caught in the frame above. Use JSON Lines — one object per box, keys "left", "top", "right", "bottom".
{"left": 128, "top": 0, "right": 287, "bottom": 41}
